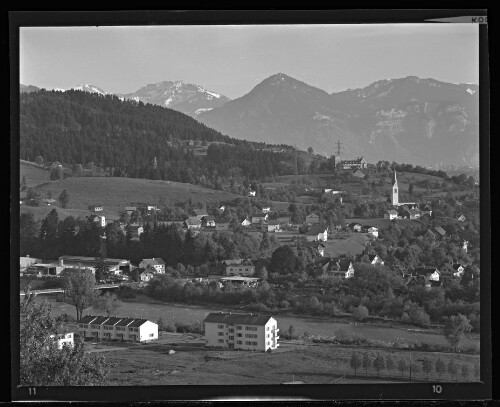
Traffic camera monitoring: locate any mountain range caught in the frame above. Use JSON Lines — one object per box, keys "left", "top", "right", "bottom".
{"left": 20, "top": 73, "right": 479, "bottom": 167}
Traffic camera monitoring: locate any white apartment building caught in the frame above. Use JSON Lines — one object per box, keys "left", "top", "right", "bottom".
{"left": 77, "top": 315, "right": 158, "bottom": 342}
{"left": 204, "top": 312, "right": 279, "bottom": 352}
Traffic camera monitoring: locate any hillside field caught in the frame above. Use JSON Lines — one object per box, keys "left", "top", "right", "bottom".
{"left": 19, "top": 160, "right": 51, "bottom": 188}
{"left": 32, "top": 177, "right": 241, "bottom": 215}
{"left": 20, "top": 205, "right": 100, "bottom": 222}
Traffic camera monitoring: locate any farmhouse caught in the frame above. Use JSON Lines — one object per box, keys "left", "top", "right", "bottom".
{"left": 341, "top": 157, "right": 367, "bottom": 170}
{"left": 139, "top": 258, "right": 166, "bottom": 274}
{"left": 452, "top": 263, "right": 465, "bottom": 277}
{"left": 140, "top": 269, "right": 155, "bottom": 282}
{"left": 202, "top": 215, "right": 216, "bottom": 227}
{"left": 413, "top": 266, "right": 441, "bottom": 282}
{"left": 77, "top": 315, "right": 158, "bottom": 342}
{"left": 224, "top": 259, "right": 255, "bottom": 277}
{"left": 203, "top": 312, "right": 279, "bottom": 351}
{"left": 185, "top": 217, "right": 202, "bottom": 229}
{"left": 369, "top": 254, "right": 384, "bottom": 266}
{"left": 192, "top": 208, "right": 208, "bottom": 220}
{"left": 266, "top": 220, "right": 281, "bottom": 232}
{"left": 384, "top": 209, "right": 398, "bottom": 220}
{"left": 251, "top": 213, "right": 268, "bottom": 224}
{"left": 89, "top": 214, "right": 106, "bottom": 227}
{"left": 321, "top": 258, "right": 355, "bottom": 279}
{"left": 241, "top": 217, "right": 251, "bottom": 227}
{"left": 305, "top": 225, "right": 328, "bottom": 242}
{"left": 88, "top": 205, "right": 104, "bottom": 212}
{"left": 348, "top": 223, "right": 363, "bottom": 233}
{"left": 305, "top": 213, "right": 320, "bottom": 224}
{"left": 362, "top": 225, "right": 379, "bottom": 238}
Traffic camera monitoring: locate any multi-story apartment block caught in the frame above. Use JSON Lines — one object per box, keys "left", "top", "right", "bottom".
{"left": 77, "top": 315, "right": 158, "bottom": 342}
{"left": 204, "top": 312, "right": 279, "bottom": 352}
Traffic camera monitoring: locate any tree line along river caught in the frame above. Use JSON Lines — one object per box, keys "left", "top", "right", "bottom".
{"left": 34, "top": 294, "right": 480, "bottom": 349}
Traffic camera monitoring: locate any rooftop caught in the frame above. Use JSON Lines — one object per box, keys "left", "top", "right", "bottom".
{"left": 204, "top": 312, "right": 273, "bottom": 326}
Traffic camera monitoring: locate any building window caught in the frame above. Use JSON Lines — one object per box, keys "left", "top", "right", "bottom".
{"left": 218, "top": 332, "right": 224, "bottom": 336}
{"left": 229, "top": 329, "right": 234, "bottom": 333}
{"left": 149, "top": 333, "right": 154, "bottom": 337}
{"left": 218, "top": 339, "right": 224, "bottom": 344}
{"left": 237, "top": 333, "right": 242, "bottom": 337}
{"left": 229, "top": 336, "right": 234, "bottom": 340}
{"left": 236, "top": 326, "right": 242, "bottom": 330}
{"left": 237, "top": 341, "right": 242, "bottom": 345}
{"left": 267, "top": 327, "right": 269, "bottom": 331}
{"left": 245, "top": 341, "right": 249, "bottom": 345}
{"left": 218, "top": 324, "right": 224, "bottom": 329}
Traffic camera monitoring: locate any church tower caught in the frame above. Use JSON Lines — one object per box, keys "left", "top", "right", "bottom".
{"left": 391, "top": 168, "right": 399, "bottom": 206}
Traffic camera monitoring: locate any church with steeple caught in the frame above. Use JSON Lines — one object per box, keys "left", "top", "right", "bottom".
{"left": 389, "top": 168, "right": 417, "bottom": 209}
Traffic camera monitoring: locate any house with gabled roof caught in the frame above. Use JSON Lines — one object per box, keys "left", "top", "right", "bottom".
{"left": 256, "top": 204, "right": 271, "bottom": 213}
{"left": 77, "top": 315, "right": 158, "bottom": 342}
{"left": 362, "top": 225, "right": 379, "bottom": 238}
{"left": 305, "top": 225, "right": 328, "bottom": 242}
{"left": 412, "top": 266, "right": 441, "bottom": 282}
{"left": 202, "top": 215, "right": 216, "bottom": 227}
{"left": 452, "top": 263, "right": 466, "bottom": 278}
{"left": 304, "top": 241, "right": 325, "bottom": 257}
{"left": 185, "top": 217, "right": 202, "bottom": 229}
{"left": 266, "top": 220, "right": 280, "bottom": 232}
{"left": 241, "top": 217, "right": 251, "bottom": 227}
{"left": 139, "top": 258, "right": 166, "bottom": 274}
{"left": 88, "top": 205, "right": 104, "bottom": 212}
{"left": 224, "top": 259, "right": 255, "bottom": 277}
{"left": 192, "top": 208, "right": 208, "bottom": 220}
{"left": 457, "top": 213, "right": 467, "bottom": 222}
{"left": 368, "top": 254, "right": 384, "bottom": 266}
{"left": 384, "top": 209, "right": 398, "bottom": 220}
{"left": 321, "top": 258, "right": 355, "bottom": 279}
{"left": 348, "top": 223, "right": 363, "bottom": 233}
{"left": 203, "top": 312, "right": 279, "bottom": 351}
{"left": 434, "top": 226, "right": 447, "bottom": 238}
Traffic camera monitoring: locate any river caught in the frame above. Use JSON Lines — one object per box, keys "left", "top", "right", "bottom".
{"left": 35, "top": 294, "right": 479, "bottom": 348}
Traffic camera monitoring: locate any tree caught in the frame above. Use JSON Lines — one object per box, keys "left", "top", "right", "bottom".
{"left": 307, "top": 146, "right": 314, "bottom": 154}
{"left": 444, "top": 314, "right": 473, "bottom": 352}
{"left": 93, "top": 291, "right": 121, "bottom": 316}
{"left": 26, "top": 187, "right": 41, "bottom": 206}
{"left": 287, "top": 324, "right": 295, "bottom": 339}
{"left": 461, "top": 364, "right": 469, "bottom": 381}
{"left": 385, "top": 354, "right": 394, "bottom": 372}
{"left": 35, "top": 155, "right": 44, "bottom": 166}
{"left": 353, "top": 304, "right": 369, "bottom": 321}
{"left": 373, "top": 353, "right": 385, "bottom": 376}
{"left": 21, "top": 175, "right": 27, "bottom": 190}
{"left": 20, "top": 287, "right": 108, "bottom": 386}
{"left": 350, "top": 351, "right": 362, "bottom": 375}
{"left": 59, "top": 189, "right": 70, "bottom": 208}
{"left": 397, "top": 358, "right": 408, "bottom": 377}
{"left": 94, "top": 257, "right": 111, "bottom": 283}
{"left": 64, "top": 268, "right": 98, "bottom": 320}
{"left": 362, "top": 352, "right": 372, "bottom": 376}
{"left": 435, "top": 358, "right": 446, "bottom": 379}
{"left": 448, "top": 359, "right": 458, "bottom": 381}
{"left": 421, "top": 357, "right": 433, "bottom": 380}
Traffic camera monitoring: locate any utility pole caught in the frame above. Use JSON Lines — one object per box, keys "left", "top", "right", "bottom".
{"left": 409, "top": 346, "right": 412, "bottom": 381}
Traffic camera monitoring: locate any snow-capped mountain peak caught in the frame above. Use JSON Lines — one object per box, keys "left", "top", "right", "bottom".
{"left": 72, "top": 84, "right": 107, "bottom": 95}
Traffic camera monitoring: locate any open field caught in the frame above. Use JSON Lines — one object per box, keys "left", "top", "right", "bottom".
{"left": 322, "top": 234, "right": 371, "bottom": 258}
{"left": 20, "top": 205, "right": 101, "bottom": 221}
{"left": 20, "top": 160, "right": 51, "bottom": 188}
{"left": 32, "top": 177, "right": 241, "bottom": 214}
{"left": 37, "top": 295, "right": 479, "bottom": 351}
{"left": 100, "top": 340, "right": 479, "bottom": 385}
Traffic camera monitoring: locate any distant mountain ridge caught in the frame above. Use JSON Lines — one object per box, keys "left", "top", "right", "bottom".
{"left": 198, "top": 73, "right": 479, "bottom": 167}
{"left": 116, "top": 81, "right": 231, "bottom": 117}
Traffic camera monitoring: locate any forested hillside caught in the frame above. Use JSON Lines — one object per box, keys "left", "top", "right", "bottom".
{"left": 20, "top": 90, "right": 298, "bottom": 186}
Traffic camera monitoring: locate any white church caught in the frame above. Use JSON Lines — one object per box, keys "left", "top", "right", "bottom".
{"left": 384, "top": 169, "right": 419, "bottom": 219}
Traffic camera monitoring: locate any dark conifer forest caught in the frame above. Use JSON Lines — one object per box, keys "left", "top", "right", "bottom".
{"left": 20, "top": 90, "right": 297, "bottom": 184}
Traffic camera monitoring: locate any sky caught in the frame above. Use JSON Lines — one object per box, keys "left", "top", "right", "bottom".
{"left": 20, "top": 24, "right": 479, "bottom": 99}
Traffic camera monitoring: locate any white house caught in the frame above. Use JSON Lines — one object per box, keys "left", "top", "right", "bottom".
{"left": 241, "top": 217, "right": 251, "bottom": 227}
{"left": 57, "top": 256, "right": 131, "bottom": 276}
{"left": 203, "top": 312, "right": 279, "bottom": 352}
{"left": 20, "top": 256, "right": 41, "bottom": 273}
{"left": 364, "top": 226, "right": 379, "bottom": 238}
{"left": 202, "top": 215, "right": 216, "bottom": 227}
{"left": 88, "top": 205, "right": 104, "bottom": 212}
{"left": 384, "top": 209, "right": 398, "bottom": 220}
{"left": 348, "top": 223, "right": 363, "bottom": 233}
{"left": 452, "top": 263, "right": 465, "bottom": 278}
{"left": 413, "top": 267, "right": 441, "bottom": 282}
{"left": 266, "top": 221, "right": 280, "bottom": 232}
{"left": 369, "top": 254, "right": 384, "bottom": 266}
{"left": 342, "top": 157, "right": 367, "bottom": 170}
{"left": 185, "top": 217, "right": 202, "bottom": 229}
{"left": 90, "top": 214, "right": 106, "bottom": 227}
{"left": 256, "top": 205, "right": 271, "bottom": 213}
{"left": 248, "top": 190, "right": 256, "bottom": 197}
{"left": 224, "top": 259, "right": 255, "bottom": 277}
{"left": 77, "top": 315, "right": 158, "bottom": 342}
{"left": 50, "top": 332, "right": 74, "bottom": 349}
{"left": 322, "top": 258, "right": 355, "bottom": 279}
{"left": 139, "top": 258, "right": 166, "bottom": 274}
{"left": 305, "top": 226, "right": 328, "bottom": 242}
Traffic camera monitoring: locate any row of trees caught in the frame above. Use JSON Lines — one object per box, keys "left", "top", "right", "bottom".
{"left": 349, "top": 351, "right": 478, "bottom": 381}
